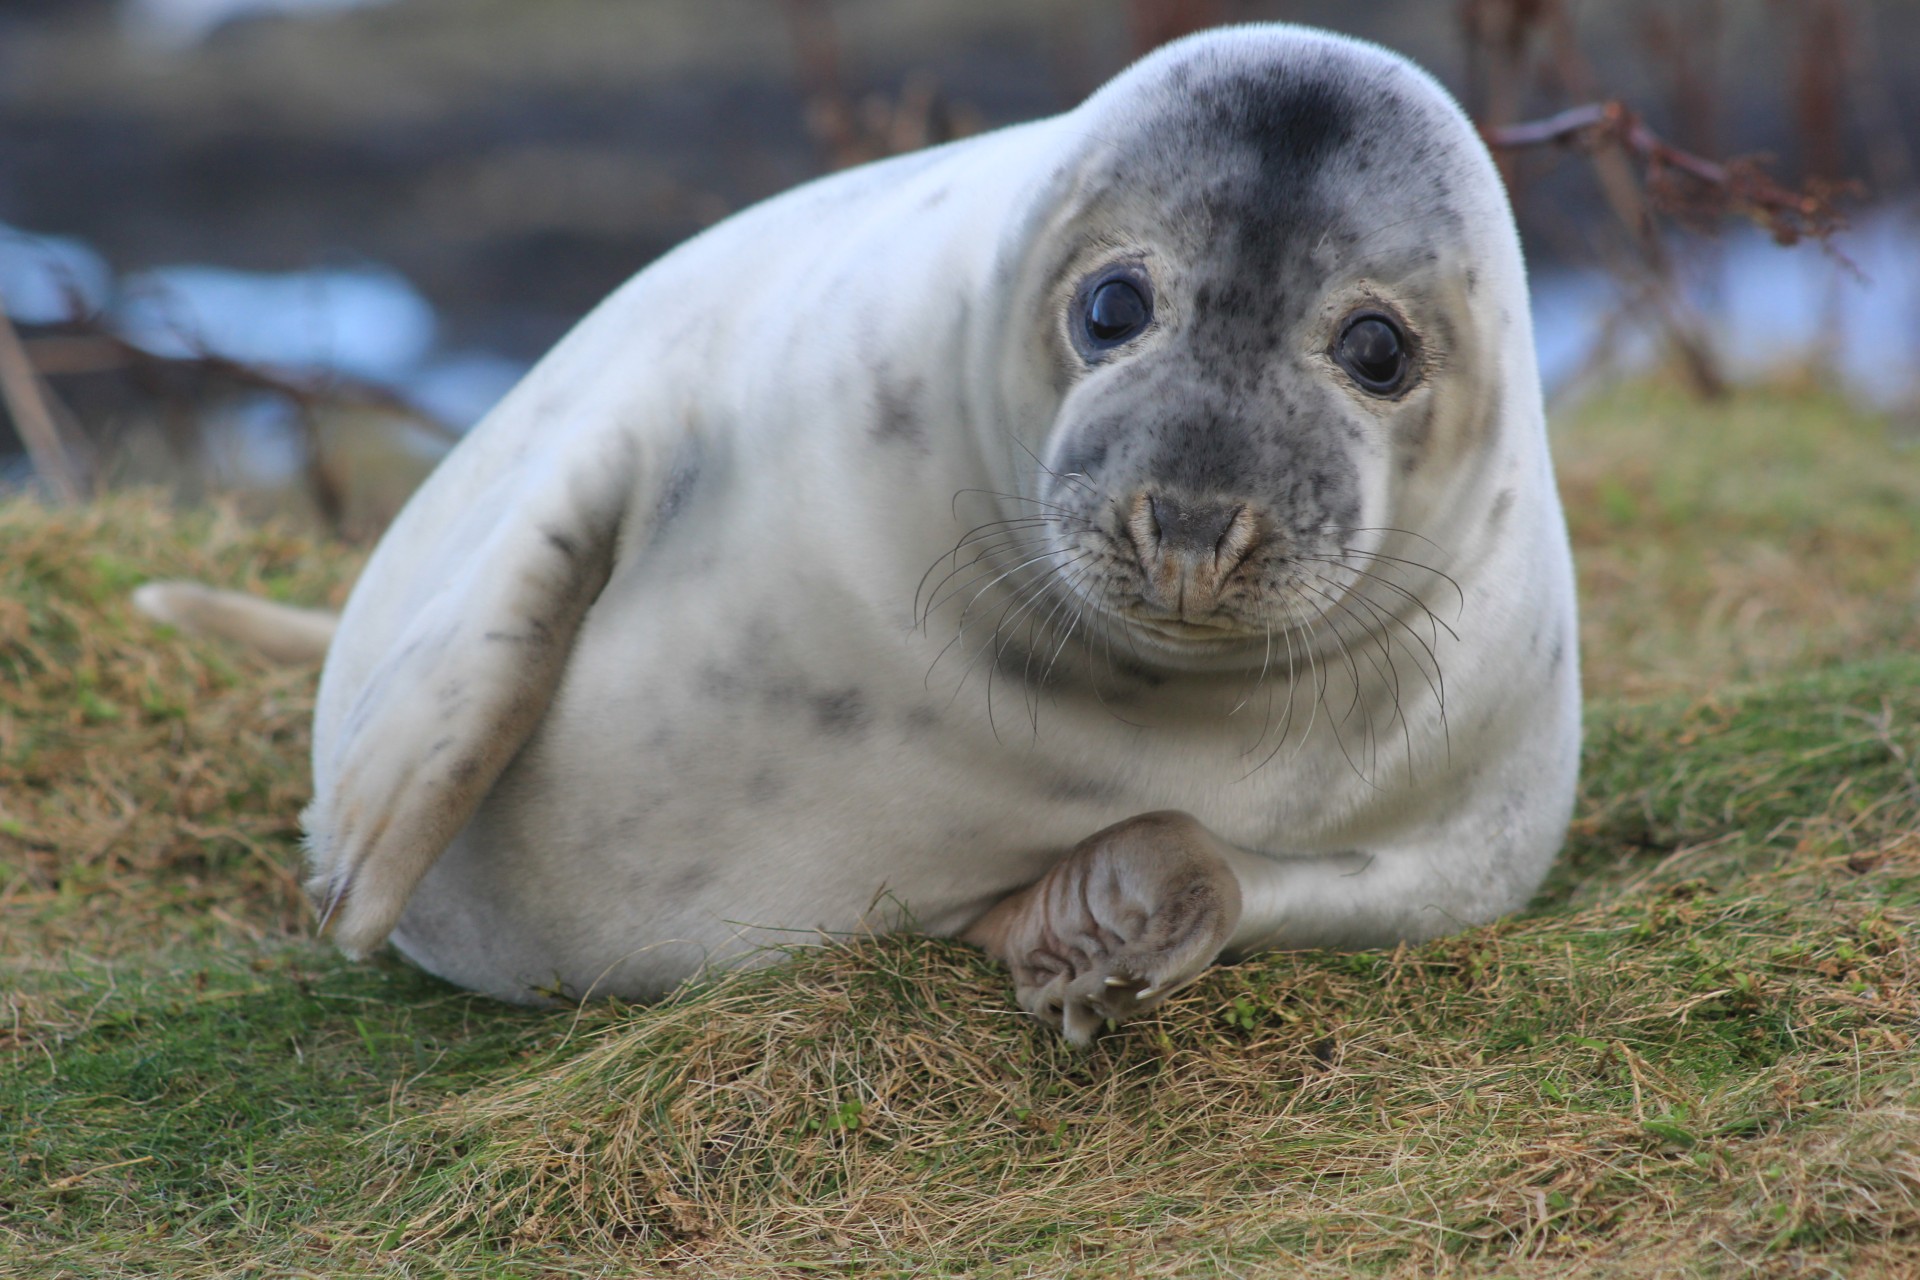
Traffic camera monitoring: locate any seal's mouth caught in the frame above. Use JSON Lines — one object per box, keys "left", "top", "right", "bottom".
{"left": 1124, "top": 612, "right": 1259, "bottom": 645}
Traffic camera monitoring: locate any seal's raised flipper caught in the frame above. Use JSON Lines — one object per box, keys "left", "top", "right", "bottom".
{"left": 305, "top": 436, "right": 636, "bottom": 958}
{"left": 964, "top": 811, "right": 1244, "bottom": 1046}
{"left": 132, "top": 582, "right": 338, "bottom": 665}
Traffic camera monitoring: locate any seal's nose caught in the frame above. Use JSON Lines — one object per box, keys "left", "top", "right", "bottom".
{"left": 1127, "top": 492, "right": 1261, "bottom": 620}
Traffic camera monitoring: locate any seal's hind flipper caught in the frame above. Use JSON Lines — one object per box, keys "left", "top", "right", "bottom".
{"left": 133, "top": 581, "right": 338, "bottom": 664}
{"left": 304, "top": 437, "right": 635, "bottom": 958}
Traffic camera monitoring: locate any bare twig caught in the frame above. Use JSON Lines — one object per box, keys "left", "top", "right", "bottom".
{"left": 0, "top": 293, "right": 87, "bottom": 502}
{"left": 1485, "top": 100, "right": 1855, "bottom": 249}
{"left": 20, "top": 326, "right": 458, "bottom": 443}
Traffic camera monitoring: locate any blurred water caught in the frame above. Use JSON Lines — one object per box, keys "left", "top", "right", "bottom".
{"left": 0, "top": 227, "right": 114, "bottom": 323}
{"left": 1530, "top": 207, "right": 1920, "bottom": 409}
{"left": 115, "top": 263, "right": 437, "bottom": 382}
{"left": 121, "top": 0, "right": 395, "bottom": 49}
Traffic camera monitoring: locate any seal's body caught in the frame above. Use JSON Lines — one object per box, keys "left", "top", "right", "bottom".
{"left": 283, "top": 26, "right": 1578, "bottom": 1035}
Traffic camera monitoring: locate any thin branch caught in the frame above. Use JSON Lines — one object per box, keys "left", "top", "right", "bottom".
{"left": 20, "top": 325, "right": 460, "bottom": 443}
{"left": 1484, "top": 100, "right": 1855, "bottom": 249}
{"left": 0, "top": 292, "right": 86, "bottom": 502}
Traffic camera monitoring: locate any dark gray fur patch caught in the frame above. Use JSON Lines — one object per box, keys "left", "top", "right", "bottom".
{"left": 871, "top": 368, "right": 927, "bottom": 445}
{"left": 812, "top": 688, "right": 867, "bottom": 734}
{"left": 667, "top": 863, "right": 717, "bottom": 900}
{"left": 1398, "top": 399, "right": 1437, "bottom": 473}
{"left": 1488, "top": 488, "right": 1516, "bottom": 531}
{"left": 653, "top": 438, "right": 704, "bottom": 531}
{"left": 745, "top": 767, "right": 787, "bottom": 803}
{"left": 1050, "top": 775, "right": 1121, "bottom": 804}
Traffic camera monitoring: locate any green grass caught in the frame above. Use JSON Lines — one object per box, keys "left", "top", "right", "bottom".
{"left": 2, "top": 380, "right": 1918, "bottom": 1276}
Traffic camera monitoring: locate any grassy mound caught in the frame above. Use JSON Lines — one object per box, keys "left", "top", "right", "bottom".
{"left": 386, "top": 658, "right": 1920, "bottom": 1275}
{"left": 2, "top": 380, "right": 1918, "bottom": 1276}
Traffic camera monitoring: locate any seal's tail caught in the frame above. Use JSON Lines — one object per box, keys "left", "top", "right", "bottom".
{"left": 132, "top": 581, "right": 338, "bottom": 665}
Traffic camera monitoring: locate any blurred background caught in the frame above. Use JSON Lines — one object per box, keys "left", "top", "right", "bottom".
{"left": 1, "top": 0, "right": 1915, "bottom": 536}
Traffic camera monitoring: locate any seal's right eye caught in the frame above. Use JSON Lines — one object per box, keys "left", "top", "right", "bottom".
{"left": 1084, "top": 278, "right": 1151, "bottom": 348}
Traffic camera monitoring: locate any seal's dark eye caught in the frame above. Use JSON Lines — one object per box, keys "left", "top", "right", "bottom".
{"left": 1336, "top": 314, "right": 1410, "bottom": 394}
{"left": 1084, "top": 278, "right": 1151, "bottom": 348}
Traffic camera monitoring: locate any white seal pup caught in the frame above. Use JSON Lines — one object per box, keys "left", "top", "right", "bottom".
{"left": 140, "top": 25, "right": 1580, "bottom": 1044}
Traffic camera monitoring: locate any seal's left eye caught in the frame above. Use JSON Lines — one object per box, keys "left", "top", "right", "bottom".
{"left": 1084, "top": 278, "right": 1151, "bottom": 347}
{"left": 1335, "top": 314, "right": 1410, "bottom": 394}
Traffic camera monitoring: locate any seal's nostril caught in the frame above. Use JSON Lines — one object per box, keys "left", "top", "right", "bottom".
{"left": 1127, "top": 492, "right": 1160, "bottom": 559}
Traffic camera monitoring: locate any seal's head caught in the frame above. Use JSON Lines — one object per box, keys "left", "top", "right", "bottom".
{"left": 988, "top": 27, "right": 1534, "bottom": 669}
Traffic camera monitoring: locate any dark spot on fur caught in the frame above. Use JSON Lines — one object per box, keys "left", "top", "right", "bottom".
{"left": 871, "top": 370, "right": 926, "bottom": 445}
{"left": 1488, "top": 488, "right": 1515, "bottom": 531}
{"left": 904, "top": 705, "right": 940, "bottom": 732}
{"left": 543, "top": 528, "right": 578, "bottom": 559}
{"left": 667, "top": 864, "right": 716, "bottom": 900}
{"left": 813, "top": 688, "right": 867, "bottom": 734}
{"left": 1399, "top": 399, "right": 1436, "bottom": 473}
{"left": 745, "top": 768, "right": 787, "bottom": 803}
{"left": 1051, "top": 776, "right": 1120, "bottom": 804}
{"left": 654, "top": 441, "right": 703, "bottom": 530}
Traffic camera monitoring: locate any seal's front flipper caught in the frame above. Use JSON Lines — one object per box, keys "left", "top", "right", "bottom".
{"left": 304, "top": 440, "right": 634, "bottom": 958}
{"left": 963, "top": 811, "right": 1243, "bottom": 1046}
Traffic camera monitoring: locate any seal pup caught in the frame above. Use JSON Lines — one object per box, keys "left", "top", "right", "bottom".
{"left": 138, "top": 25, "right": 1580, "bottom": 1044}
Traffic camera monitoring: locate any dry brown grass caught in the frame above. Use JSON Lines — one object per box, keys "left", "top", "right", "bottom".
{"left": 0, "top": 495, "right": 359, "bottom": 968}
{"left": 1557, "top": 377, "right": 1920, "bottom": 700}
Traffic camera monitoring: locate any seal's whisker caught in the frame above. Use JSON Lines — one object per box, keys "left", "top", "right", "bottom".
{"left": 1300, "top": 595, "right": 1389, "bottom": 790}
{"left": 1036, "top": 565, "right": 1097, "bottom": 705}
{"left": 914, "top": 516, "right": 1061, "bottom": 617}
{"left": 978, "top": 562, "right": 1084, "bottom": 743}
{"left": 1302, "top": 594, "right": 1368, "bottom": 730}
{"left": 1338, "top": 578, "right": 1453, "bottom": 767}
{"left": 1290, "top": 594, "right": 1382, "bottom": 786}
{"left": 1307, "top": 596, "right": 1385, "bottom": 782}
{"left": 939, "top": 549, "right": 1088, "bottom": 731}
{"left": 987, "top": 550, "right": 1088, "bottom": 673}
{"left": 1321, "top": 523, "right": 1459, "bottom": 561}
{"left": 1299, "top": 554, "right": 1460, "bottom": 647}
{"left": 922, "top": 536, "right": 1058, "bottom": 626}
{"left": 1241, "top": 586, "right": 1333, "bottom": 779}
{"left": 1006, "top": 430, "right": 1100, "bottom": 501}
{"left": 1298, "top": 556, "right": 1442, "bottom": 693}
{"left": 1298, "top": 577, "right": 1416, "bottom": 787}
{"left": 1021, "top": 558, "right": 1103, "bottom": 735}
{"left": 933, "top": 552, "right": 1075, "bottom": 717}
{"left": 1331, "top": 545, "right": 1468, "bottom": 621}
{"left": 1227, "top": 620, "right": 1274, "bottom": 717}
{"left": 950, "top": 488, "right": 1089, "bottom": 520}
{"left": 1312, "top": 570, "right": 1446, "bottom": 715}
{"left": 951, "top": 549, "right": 1069, "bottom": 641}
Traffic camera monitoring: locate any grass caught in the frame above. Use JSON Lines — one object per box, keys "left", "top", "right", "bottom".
{"left": 2, "top": 378, "right": 1918, "bottom": 1276}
